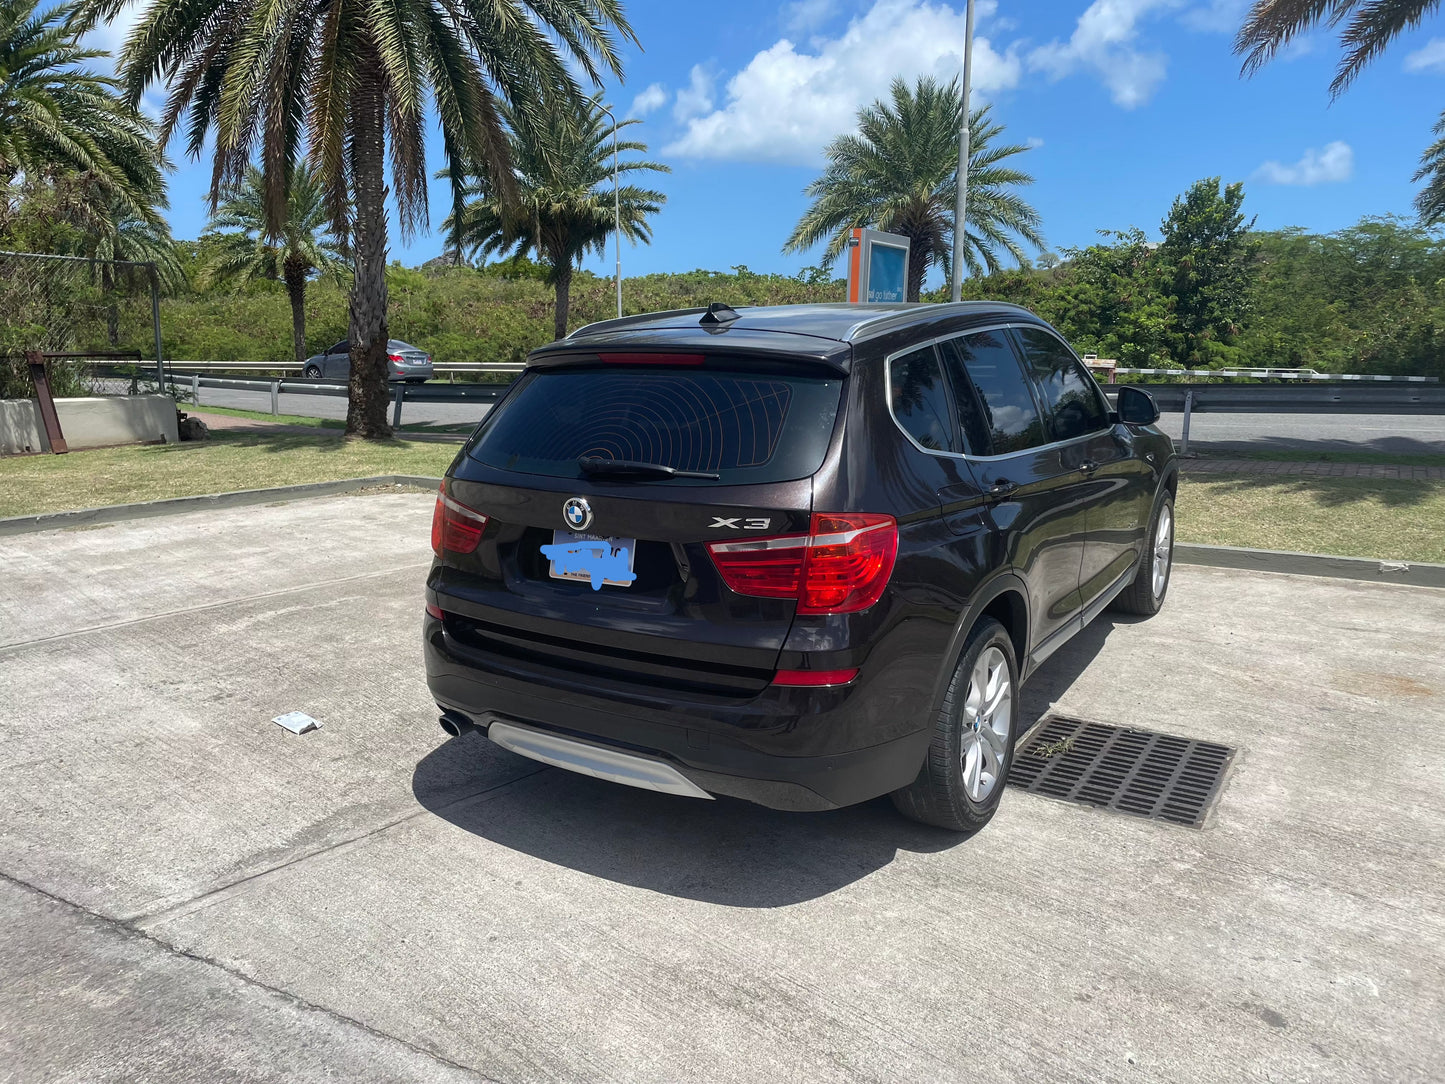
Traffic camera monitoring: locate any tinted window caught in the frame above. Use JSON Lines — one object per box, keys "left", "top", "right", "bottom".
{"left": 945, "top": 329, "right": 1047, "bottom": 455}
{"left": 329, "top": 340, "right": 348, "bottom": 354}
{"left": 1015, "top": 327, "right": 1109, "bottom": 441}
{"left": 468, "top": 365, "right": 842, "bottom": 485}
{"left": 889, "top": 347, "right": 955, "bottom": 453}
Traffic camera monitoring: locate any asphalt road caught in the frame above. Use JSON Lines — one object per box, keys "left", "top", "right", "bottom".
{"left": 191, "top": 384, "right": 1445, "bottom": 454}
{"left": 2, "top": 493, "right": 1442, "bottom": 1082}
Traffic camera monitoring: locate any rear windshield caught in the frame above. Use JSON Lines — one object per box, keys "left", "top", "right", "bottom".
{"left": 468, "top": 365, "right": 843, "bottom": 484}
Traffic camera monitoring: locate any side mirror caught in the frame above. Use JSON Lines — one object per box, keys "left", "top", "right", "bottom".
{"left": 1116, "top": 386, "right": 1160, "bottom": 426}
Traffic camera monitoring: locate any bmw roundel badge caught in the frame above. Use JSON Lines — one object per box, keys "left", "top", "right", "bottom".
{"left": 562, "top": 496, "right": 593, "bottom": 532}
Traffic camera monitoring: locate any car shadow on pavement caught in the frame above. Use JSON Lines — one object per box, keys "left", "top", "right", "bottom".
{"left": 411, "top": 619, "right": 1116, "bottom": 909}
{"left": 411, "top": 734, "right": 963, "bottom": 908}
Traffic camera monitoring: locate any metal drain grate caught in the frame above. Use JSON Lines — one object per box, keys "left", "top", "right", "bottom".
{"left": 1009, "top": 715, "right": 1235, "bottom": 828}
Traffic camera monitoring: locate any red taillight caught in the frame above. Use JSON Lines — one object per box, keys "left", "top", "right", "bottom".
{"left": 388, "top": 353, "right": 402, "bottom": 363}
{"left": 597, "top": 352, "right": 705, "bottom": 366}
{"left": 773, "top": 668, "right": 859, "bottom": 686}
{"left": 425, "top": 602, "right": 444, "bottom": 620}
{"left": 707, "top": 513, "right": 898, "bottom": 615}
{"left": 431, "top": 485, "right": 488, "bottom": 556}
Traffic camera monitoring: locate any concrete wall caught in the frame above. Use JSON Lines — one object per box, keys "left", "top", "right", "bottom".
{"left": 0, "top": 395, "right": 179, "bottom": 455}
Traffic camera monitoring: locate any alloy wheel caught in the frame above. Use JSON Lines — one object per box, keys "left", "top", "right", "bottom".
{"left": 961, "top": 645, "right": 1012, "bottom": 803}
{"left": 1152, "top": 504, "right": 1174, "bottom": 600}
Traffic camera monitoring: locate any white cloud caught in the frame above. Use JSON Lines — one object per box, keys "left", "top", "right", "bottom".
{"left": 664, "top": 0, "right": 1021, "bottom": 165}
{"left": 629, "top": 83, "right": 668, "bottom": 117}
{"left": 1254, "top": 141, "right": 1354, "bottom": 185}
{"left": 1027, "top": 0, "right": 1176, "bottom": 109}
{"left": 673, "top": 65, "right": 717, "bottom": 123}
{"left": 80, "top": 0, "right": 147, "bottom": 74}
{"left": 1406, "top": 38, "right": 1445, "bottom": 73}
{"left": 1026, "top": 136, "right": 1045, "bottom": 148}
{"left": 784, "top": 0, "right": 840, "bottom": 34}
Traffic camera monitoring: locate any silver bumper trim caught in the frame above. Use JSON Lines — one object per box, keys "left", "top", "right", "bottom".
{"left": 486, "top": 720, "right": 714, "bottom": 800}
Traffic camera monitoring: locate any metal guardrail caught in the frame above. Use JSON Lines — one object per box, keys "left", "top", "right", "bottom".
{"left": 1118, "top": 382, "right": 1445, "bottom": 454}
{"left": 165, "top": 372, "right": 508, "bottom": 425}
{"left": 1117, "top": 368, "right": 1436, "bottom": 382}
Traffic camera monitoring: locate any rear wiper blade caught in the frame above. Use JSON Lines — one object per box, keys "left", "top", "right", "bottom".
{"left": 577, "top": 456, "right": 719, "bottom": 480}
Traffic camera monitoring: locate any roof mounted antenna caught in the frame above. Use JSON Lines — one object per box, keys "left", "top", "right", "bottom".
{"left": 699, "top": 302, "right": 740, "bottom": 326}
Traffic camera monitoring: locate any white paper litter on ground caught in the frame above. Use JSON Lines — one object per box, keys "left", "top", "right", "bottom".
{"left": 273, "top": 711, "right": 322, "bottom": 735}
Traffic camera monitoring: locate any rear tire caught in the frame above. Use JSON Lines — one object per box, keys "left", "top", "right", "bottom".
{"left": 891, "top": 617, "right": 1019, "bottom": 833}
{"left": 1111, "top": 491, "right": 1174, "bottom": 616}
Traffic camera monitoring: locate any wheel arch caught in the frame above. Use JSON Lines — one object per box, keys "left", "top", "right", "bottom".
{"left": 929, "top": 571, "right": 1031, "bottom": 719}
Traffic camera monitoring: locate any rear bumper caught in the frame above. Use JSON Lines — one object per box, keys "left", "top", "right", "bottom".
{"left": 423, "top": 615, "right": 933, "bottom": 811}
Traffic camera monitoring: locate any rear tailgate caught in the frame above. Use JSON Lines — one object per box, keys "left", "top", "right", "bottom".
{"left": 431, "top": 356, "right": 845, "bottom": 696}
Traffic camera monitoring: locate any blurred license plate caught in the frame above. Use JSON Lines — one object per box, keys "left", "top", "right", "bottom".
{"left": 546, "top": 530, "right": 637, "bottom": 588}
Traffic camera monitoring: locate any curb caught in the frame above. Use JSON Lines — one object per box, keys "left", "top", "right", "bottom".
{"left": 0, "top": 474, "right": 444, "bottom": 537}
{"left": 1175, "top": 542, "right": 1445, "bottom": 589}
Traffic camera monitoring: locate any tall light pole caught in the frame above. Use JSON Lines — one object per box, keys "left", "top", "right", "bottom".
{"left": 600, "top": 103, "right": 622, "bottom": 319}
{"left": 950, "top": 0, "right": 975, "bottom": 303}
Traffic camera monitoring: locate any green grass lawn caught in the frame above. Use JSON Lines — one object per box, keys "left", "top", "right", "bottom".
{"left": 1177, "top": 473, "right": 1445, "bottom": 563}
{"left": 0, "top": 431, "right": 455, "bottom": 518}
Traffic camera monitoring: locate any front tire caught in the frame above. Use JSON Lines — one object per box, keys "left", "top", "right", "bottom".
{"left": 1111, "top": 491, "right": 1174, "bottom": 616}
{"left": 891, "top": 617, "right": 1019, "bottom": 833}
{"left": 303, "top": 364, "right": 322, "bottom": 379}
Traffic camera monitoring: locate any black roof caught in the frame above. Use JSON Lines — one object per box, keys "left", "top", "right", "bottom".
{"left": 528, "top": 302, "right": 1043, "bottom": 372}
{"left": 566, "top": 301, "right": 1037, "bottom": 345}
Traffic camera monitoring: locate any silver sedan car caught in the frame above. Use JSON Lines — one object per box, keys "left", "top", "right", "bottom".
{"left": 302, "top": 339, "right": 434, "bottom": 383}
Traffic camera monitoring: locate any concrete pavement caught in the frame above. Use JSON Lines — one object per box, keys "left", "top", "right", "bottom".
{"left": 1, "top": 493, "right": 1442, "bottom": 1083}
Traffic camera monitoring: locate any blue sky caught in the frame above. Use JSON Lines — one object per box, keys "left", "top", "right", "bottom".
{"left": 94, "top": 0, "right": 1444, "bottom": 287}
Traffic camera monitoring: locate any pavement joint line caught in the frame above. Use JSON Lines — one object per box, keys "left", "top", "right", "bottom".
{"left": 0, "top": 561, "right": 431, "bottom": 655}
{"left": 0, "top": 868, "right": 499, "bottom": 1083}
{"left": 129, "top": 765, "right": 550, "bottom": 928}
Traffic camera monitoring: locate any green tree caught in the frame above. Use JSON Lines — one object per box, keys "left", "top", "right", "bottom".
{"left": 198, "top": 165, "right": 344, "bottom": 365}
{"left": 75, "top": 0, "right": 634, "bottom": 438}
{"left": 784, "top": 76, "right": 1043, "bottom": 302}
{"left": 1156, "top": 178, "right": 1259, "bottom": 365}
{"left": 0, "top": 0, "right": 163, "bottom": 226}
{"left": 443, "top": 93, "right": 668, "bottom": 340}
{"left": 1235, "top": 0, "right": 1445, "bottom": 224}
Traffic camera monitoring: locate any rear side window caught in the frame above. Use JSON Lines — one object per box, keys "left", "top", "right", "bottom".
{"left": 888, "top": 347, "right": 956, "bottom": 453}
{"left": 1014, "top": 327, "right": 1109, "bottom": 441}
{"left": 943, "top": 329, "right": 1047, "bottom": 455}
{"left": 468, "top": 365, "right": 842, "bottom": 484}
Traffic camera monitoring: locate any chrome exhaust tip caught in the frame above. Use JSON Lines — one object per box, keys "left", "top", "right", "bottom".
{"left": 438, "top": 710, "right": 476, "bottom": 738}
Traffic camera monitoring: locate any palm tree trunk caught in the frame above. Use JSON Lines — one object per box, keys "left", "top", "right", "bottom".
{"left": 283, "top": 258, "right": 308, "bottom": 368}
{"left": 553, "top": 264, "right": 572, "bottom": 341}
{"left": 345, "top": 47, "right": 392, "bottom": 439}
{"left": 906, "top": 245, "right": 927, "bottom": 303}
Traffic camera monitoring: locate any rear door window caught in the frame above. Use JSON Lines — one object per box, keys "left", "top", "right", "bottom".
{"left": 941, "top": 329, "right": 1047, "bottom": 456}
{"left": 1014, "top": 327, "right": 1110, "bottom": 442}
{"left": 888, "top": 346, "right": 956, "bottom": 453}
{"left": 468, "top": 364, "right": 842, "bottom": 484}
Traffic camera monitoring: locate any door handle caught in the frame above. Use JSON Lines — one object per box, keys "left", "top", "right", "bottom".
{"left": 1079, "top": 459, "right": 1099, "bottom": 475}
{"left": 986, "top": 480, "right": 1017, "bottom": 501}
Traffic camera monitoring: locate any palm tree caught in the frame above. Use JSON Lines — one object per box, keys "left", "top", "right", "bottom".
{"left": 784, "top": 76, "right": 1043, "bottom": 302}
{"left": 1235, "top": 1, "right": 1445, "bottom": 223}
{"left": 1, "top": 0, "right": 162, "bottom": 225}
{"left": 198, "top": 165, "right": 344, "bottom": 366}
{"left": 72, "top": 0, "right": 633, "bottom": 439}
{"left": 444, "top": 94, "right": 668, "bottom": 340}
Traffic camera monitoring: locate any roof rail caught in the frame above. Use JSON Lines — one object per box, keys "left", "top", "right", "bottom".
{"left": 568, "top": 307, "right": 709, "bottom": 339}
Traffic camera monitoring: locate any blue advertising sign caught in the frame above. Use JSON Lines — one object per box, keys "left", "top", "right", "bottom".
{"left": 867, "top": 243, "right": 907, "bottom": 303}
{"left": 846, "top": 228, "right": 911, "bottom": 304}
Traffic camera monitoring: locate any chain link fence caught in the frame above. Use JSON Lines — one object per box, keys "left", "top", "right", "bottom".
{"left": 1, "top": 250, "right": 166, "bottom": 400}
